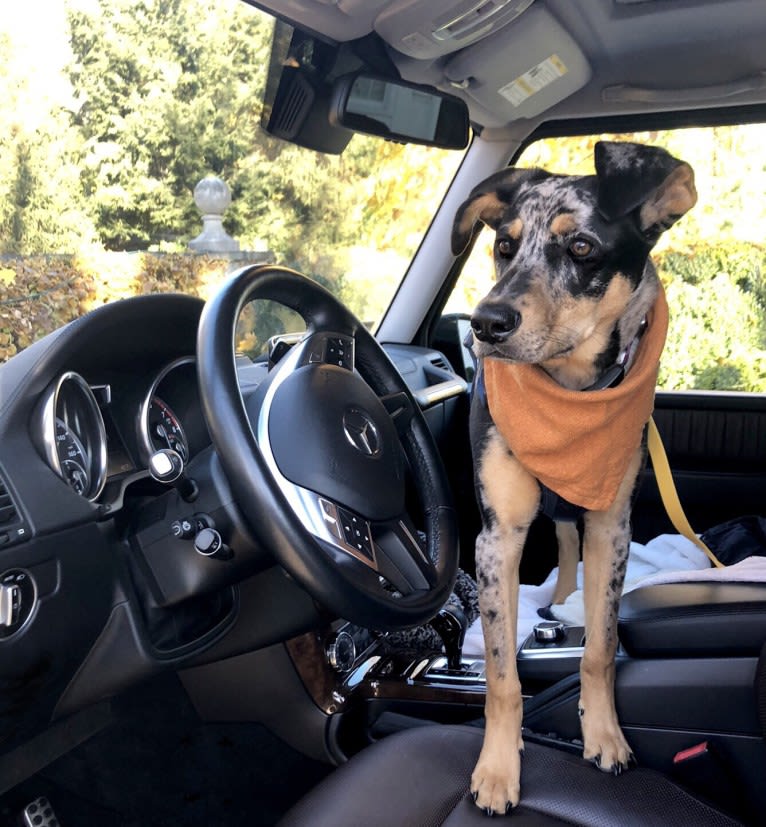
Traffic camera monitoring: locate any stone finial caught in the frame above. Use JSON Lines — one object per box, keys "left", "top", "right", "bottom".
{"left": 188, "top": 176, "right": 240, "bottom": 253}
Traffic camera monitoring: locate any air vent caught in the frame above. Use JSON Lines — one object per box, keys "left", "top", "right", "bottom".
{"left": 0, "top": 481, "right": 19, "bottom": 528}
{"left": 271, "top": 72, "right": 314, "bottom": 140}
{"left": 0, "top": 474, "right": 28, "bottom": 547}
{"left": 430, "top": 355, "right": 451, "bottom": 372}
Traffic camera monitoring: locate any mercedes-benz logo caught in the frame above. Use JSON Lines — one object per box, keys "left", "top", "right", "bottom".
{"left": 342, "top": 407, "right": 381, "bottom": 456}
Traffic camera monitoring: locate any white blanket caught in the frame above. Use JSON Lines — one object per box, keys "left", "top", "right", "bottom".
{"left": 462, "top": 534, "right": 722, "bottom": 657}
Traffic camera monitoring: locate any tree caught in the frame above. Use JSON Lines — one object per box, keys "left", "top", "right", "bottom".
{"left": 0, "top": 31, "right": 95, "bottom": 254}
{"left": 64, "top": 0, "right": 463, "bottom": 320}
{"left": 67, "top": 0, "right": 272, "bottom": 249}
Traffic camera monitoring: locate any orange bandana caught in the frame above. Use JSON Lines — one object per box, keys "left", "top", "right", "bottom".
{"left": 484, "top": 286, "right": 668, "bottom": 512}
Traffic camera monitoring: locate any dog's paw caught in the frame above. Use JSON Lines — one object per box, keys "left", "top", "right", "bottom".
{"left": 581, "top": 715, "right": 633, "bottom": 775}
{"left": 470, "top": 742, "right": 523, "bottom": 816}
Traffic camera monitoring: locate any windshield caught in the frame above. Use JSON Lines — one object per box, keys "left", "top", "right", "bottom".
{"left": 0, "top": 0, "right": 466, "bottom": 362}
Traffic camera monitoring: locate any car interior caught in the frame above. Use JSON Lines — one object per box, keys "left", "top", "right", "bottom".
{"left": 1, "top": 0, "right": 766, "bottom": 825}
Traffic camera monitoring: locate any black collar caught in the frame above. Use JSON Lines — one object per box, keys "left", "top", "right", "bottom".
{"left": 583, "top": 319, "right": 647, "bottom": 391}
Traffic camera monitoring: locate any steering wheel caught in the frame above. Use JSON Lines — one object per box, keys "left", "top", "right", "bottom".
{"left": 196, "top": 265, "right": 459, "bottom": 630}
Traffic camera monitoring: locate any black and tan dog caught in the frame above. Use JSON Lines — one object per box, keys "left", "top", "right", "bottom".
{"left": 451, "top": 141, "right": 696, "bottom": 815}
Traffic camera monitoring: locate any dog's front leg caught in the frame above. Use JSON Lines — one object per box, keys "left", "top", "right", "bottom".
{"left": 471, "top": 430, "right": 540, "bottom": 814}
{"left": 552, "top": 521, "right": 580, "bottom": 604}
{"left": 578, "top": 447, "right": 643, "bottom": 774}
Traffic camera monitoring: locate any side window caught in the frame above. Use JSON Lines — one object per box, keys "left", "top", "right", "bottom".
{"left": 446, "top": 126, "right": 766, "bottom": 392}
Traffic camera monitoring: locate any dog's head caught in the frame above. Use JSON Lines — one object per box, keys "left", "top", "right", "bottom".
{"left": 452, "top": 141, "right": 696, "bottom": 379}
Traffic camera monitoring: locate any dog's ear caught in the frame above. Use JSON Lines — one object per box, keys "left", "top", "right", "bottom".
{"left": 451, "top": 167, "right": 547, "bottom": 255}
{"left": 595, "top": 141, "right": 697, "bottom": 241}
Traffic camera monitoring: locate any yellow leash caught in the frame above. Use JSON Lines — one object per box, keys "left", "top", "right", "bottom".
{"left": 647, "top": 417, "right": 724, "bottom": 568}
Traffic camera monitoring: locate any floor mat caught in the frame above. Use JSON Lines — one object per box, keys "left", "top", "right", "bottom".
{"left": 2, "top": 674, "right": 330, "bottom": 826}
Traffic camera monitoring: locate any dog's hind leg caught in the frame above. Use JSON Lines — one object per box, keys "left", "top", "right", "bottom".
{"left": 471, "top": 429, "right": 540, "bottom": 814}
{"left": 578, "top": 446, "right": 643, "bottom": 775}
{"left": 552, "top": 521, "right": 580, "bottom": 604}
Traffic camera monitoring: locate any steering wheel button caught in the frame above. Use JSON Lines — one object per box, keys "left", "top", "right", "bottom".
{"left": 326, "top": 337, "right": 353, "bottom": 370}
{"left": 318, "top": 498, "right": 343, "bottom": 541}
{"left": 337, "top": 507, "right": 374, "bottom": 560}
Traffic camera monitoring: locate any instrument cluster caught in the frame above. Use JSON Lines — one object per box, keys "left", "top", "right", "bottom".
{"left": 37, "top": 357, "right": 208, "bottom": 500}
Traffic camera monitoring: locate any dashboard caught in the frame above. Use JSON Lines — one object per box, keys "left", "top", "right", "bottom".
{"left": 0, "top": 291, "right": 468, "bottom": 771}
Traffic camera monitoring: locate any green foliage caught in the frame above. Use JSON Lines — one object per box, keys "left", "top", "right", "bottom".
{"left": 0, "top": 30, "right": 96, "bottom": 254}
{"left": 59, "top": 0, "right": 462, "bottom": 326}
{"left": 67, "top": 0, "right": 272, "bottom": 249}
{"left": 0, "top": 252, "right": 238, "bottom": 361}
{"left": 654, "top": 242, "right": 766, "bottom": 391}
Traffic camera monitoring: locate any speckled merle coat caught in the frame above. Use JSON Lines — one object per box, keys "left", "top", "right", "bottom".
{"left": 450, "top": 141, "right": 697, "bottom": 816}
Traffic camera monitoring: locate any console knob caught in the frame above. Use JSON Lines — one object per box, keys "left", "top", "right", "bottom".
{"left": 170, "top": 518, "right": 196, "bottom": 540}
{"left": 194, "top": 528, "right": 231, "bottom": 560}
{"left": 149, "top": 449, "right": 198, "bottom": 502}
{"left": 326, "top": 630, "right": 356, "bottom": 673}
{"left": 0, "top": 569, "right": 35, "bottom": 637}
{"left": 533, "top": 620, "right": 566, "bottom": 643}
{"left": 149, "top": 448, "right": 184, "bottom": 483}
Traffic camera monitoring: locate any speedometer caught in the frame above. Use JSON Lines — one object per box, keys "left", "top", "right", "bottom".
{"left": 55, "top": 417, "right": 91, "bottom": 496}
{"left": 147, "top": 397, "right": 189, "bottom": 462}
{"left": 37, "top": 371, "right": 108, "bottom": 500}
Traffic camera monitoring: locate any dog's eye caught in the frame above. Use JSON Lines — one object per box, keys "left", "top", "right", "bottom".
{"left": 496, "top": 238, "right": 515, "bottom": 258}
{"left": 569, "top": 238, "right": 594, "bottom": 258}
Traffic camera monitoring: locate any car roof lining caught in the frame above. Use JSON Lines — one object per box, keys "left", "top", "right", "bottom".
{"left": 248, "top": 0, "right": 766, "bottom": 133}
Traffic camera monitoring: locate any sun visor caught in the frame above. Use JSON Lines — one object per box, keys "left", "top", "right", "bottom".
{"left": 443, "top": 6, "right": 591, "bottom": 126}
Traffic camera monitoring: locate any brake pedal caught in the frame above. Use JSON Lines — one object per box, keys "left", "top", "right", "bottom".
{"left": 20, "top": 796, "right": 60, "bottom": 827}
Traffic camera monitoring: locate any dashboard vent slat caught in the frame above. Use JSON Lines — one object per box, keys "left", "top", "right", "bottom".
{"left": 0, "top": 474, "right": 28, "bottom": 546}
{"left": 271, "top": 73, "right": 314, "bottom": 139}
{"left": 0, "top": 482, "right": 18, "bottom": 527}
{"left": 429, "top": 355, "right": 450, "bottom": 371}
{"left": 0, "top": 505, "right": 18, "bottom": 526}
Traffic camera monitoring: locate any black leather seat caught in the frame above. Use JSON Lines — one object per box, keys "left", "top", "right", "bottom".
{"left": 279, "top": 724, "right": 741, "bottom": 826}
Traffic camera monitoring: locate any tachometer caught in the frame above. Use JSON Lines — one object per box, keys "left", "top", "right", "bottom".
{"left": 147, "top": 397, "right": 189, "bottom": 462}
{"left": 139, "top": 356, "right": 200, "bottom": 465}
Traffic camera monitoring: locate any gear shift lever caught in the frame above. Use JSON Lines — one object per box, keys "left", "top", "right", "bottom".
{"left": 430, "top": 603, "right": 468, "bottom": 671}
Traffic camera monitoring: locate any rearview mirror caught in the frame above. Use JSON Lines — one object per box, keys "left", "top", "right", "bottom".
{"left": 331, "top": 74, "right": 470, "bottom": 150}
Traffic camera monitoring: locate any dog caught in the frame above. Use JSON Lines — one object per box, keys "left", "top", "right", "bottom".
{"left": 451, "top": 141, "right": 697, "bottom": 815}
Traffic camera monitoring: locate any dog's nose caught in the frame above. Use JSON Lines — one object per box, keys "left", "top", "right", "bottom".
{"left": 471, "top": 303, "right": 521, "bottom": 343}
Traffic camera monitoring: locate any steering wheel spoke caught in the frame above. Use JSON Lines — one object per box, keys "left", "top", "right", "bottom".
{"left": 379, "top": 391, "right": 416, "bottom": 436}
{"left": 370, "top": 513, "right": 438, "bottom": 595}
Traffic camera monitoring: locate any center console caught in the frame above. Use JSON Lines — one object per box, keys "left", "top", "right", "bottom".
{"left": 284, "top": 614, "right": 591, "bottom": 761}
{"left": 286, "top": 581, "right": 765, "bottom": 807}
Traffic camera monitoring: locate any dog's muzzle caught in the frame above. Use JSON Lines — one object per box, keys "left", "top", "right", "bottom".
{"left": 471, "top": 301, "right": 521, "bottom": 344}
